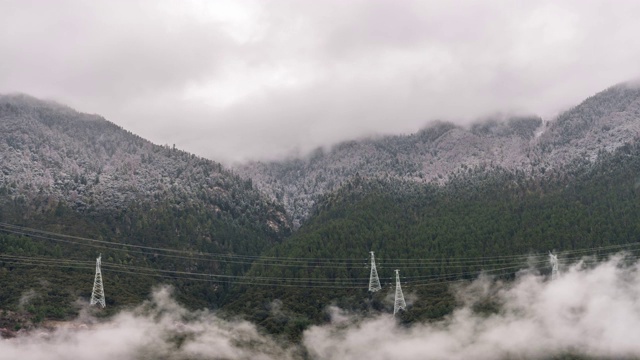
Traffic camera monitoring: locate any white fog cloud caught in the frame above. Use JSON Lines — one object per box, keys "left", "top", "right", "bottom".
{"left": 0, "top": 287, "right": 296, "bottom": 360}
{"left": 304, "top": 255, "right": 640, "bottom": 359}
{"left": 3, "top": 256, "right": 640, "bottom": 359}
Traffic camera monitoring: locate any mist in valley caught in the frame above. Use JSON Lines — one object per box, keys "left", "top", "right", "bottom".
{"left": 3, "top": 255, "right": 640, "bottom": 360}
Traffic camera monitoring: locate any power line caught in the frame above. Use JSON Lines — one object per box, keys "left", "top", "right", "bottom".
{"left": 0, "top": 226, "right": 557, "bottom": 271}
{"left": 0, "top": 225, "right": 367, "bottom": 267}
{"left": 3, "top": 222, "right": 640, "bottom": 291}
{"left": 2, "top": 251, "right": 638, "bottom": 291}
{"left": 0, "top": 253, "right": 580, "bottom": 289}
{"left": 0, "top": 252, "right": 551, "bottom": 284}
{"left": 3, "top": 221, "right": 638, "bottom": 264}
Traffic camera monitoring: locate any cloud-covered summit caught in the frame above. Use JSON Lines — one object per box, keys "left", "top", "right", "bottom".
{"left": 2, "top": 0, "right": 639, "bottom": 162}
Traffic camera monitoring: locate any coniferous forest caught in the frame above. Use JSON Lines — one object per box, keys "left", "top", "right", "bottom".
{"left": 2, "top": 87, "right": 640, "bottom": 342}
{"left": 2, "top": 140, "right": 640, "bottom": 339}
{"left": 225, "top": 142, "right": 640, "bottom": 339}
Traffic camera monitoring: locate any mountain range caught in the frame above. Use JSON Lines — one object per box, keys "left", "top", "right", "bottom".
{"left": 1, "top": 81, "right": 640, "bottom": 339}
{"left": 237, "top": 83, "right": 640, "bottom": 227}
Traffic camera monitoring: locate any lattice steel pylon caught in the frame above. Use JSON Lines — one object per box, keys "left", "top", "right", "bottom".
{"left": 393, "top": 269, "right": 406, "bottom": 315}
{"left": 369, "top": 251, "right": 382, "bottom": 292}
{"left": 90, "top": 254, "right": 106, "bottom": 308}
{"left": 549, "top": 252, "right": 560, "bottom": 281}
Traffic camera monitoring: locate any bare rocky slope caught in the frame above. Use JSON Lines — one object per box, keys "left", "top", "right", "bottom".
{"left": 236, "top": 82, "right": 640, "bottom": 227}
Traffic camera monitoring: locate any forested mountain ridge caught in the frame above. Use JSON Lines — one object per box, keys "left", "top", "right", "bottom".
{"left": 0, "top": 94, "right": 291, "bottom": 324}
{"left": 237, "top": 82, "right": 640, "bottom": 227}
{"left": 227, "top": 139, "right": 640, "bottom": 338}
{"left": 0, "top": 94, "right": 289, "bottom": 235}
{"left": 539, "top": 82, "right": 640, "bottom": 162}
{"left": 2, "top": 82, "right": 640, "bottom": 339}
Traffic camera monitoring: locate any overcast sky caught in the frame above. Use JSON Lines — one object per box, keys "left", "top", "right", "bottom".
{"left": 1, "top": 0, "right": 639, "bottom": 163}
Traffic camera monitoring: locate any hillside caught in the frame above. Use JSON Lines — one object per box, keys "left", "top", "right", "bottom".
{"left": 237, "top": 82, "right": 640, "bottom": 227}
{"left": 227, "top": 140, "right": 640, "bottom": 339}
{"left": 2, "top": 82, "right": 640, "bottom": 340}
{"left": 0, "top": 94, "right": 289, "bottom": 232}
{"left": 0, "top": 94, "right": 290, "bottom": 326}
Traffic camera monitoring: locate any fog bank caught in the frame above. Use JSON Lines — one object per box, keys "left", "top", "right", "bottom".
{"left": 3, "top": 255, "right": 640, "bottom": 359}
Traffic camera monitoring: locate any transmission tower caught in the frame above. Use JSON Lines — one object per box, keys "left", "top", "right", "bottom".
{"left": 393, "top": 269, "right": 406, "bottom": 315}
{"left": 549, "top": 252, "right": 559, "bottom": 281}
{"left": 369, "top": 251, "right": 382, "bottom": 292}
{"left": 90, "top": 254, "right": 106, "bottom": 308}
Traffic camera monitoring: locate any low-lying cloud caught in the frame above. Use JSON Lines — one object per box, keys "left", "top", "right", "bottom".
{"left": 305, "top": 254, "right": 640, "bottom": 359}
{"left": 0, "top": 287, "right": 296, "bottom": 360}
{"left": 3, "top": 255, "right": 640, "bottom": 359}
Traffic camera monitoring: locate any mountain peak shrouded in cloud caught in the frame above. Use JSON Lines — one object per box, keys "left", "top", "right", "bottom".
{"left": 2, "top": 0, "right": 640, "bottom": 163}
{"left": 0, "top": 93, "right": 73, "bottom": 113}
{"left": 236, "top": 81, "right": 640, "bottom": 226}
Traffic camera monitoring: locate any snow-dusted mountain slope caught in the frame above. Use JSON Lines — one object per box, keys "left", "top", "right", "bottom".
{"left": 0, "top": 94, "right": 289, "bottom": 233}
{"left": 237, "top": 82, "right": 640, "bottom": 227}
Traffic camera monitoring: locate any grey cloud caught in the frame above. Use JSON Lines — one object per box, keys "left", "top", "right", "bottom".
{"left": 0, "top": 0, "right": 232, "bottom": 102}
{"left": 1, "top": 0, "right": 639, "bottom": 163}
